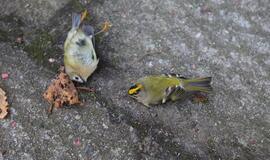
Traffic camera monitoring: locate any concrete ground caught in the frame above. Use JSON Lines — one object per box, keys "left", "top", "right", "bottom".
{"left": 0, "top": 0, "right": 269, "bottom": 159}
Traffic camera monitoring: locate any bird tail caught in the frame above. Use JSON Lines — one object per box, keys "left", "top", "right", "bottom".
{"left": 183, "top": 77, "right": 212, "bottom": 93}
{"left": 72, "top": 10, "right": 88, "bottom": 29}
{"left": 72, "top": 13, "right": 81, "bottom": 29}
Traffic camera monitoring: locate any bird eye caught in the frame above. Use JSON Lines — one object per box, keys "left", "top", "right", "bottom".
{"left": 72, "top": 76, "right": 84, "bottom": 83}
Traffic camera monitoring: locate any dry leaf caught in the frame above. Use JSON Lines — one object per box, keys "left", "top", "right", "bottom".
{"left": 94, "top": 20, "right": 112, "bottom": 36}
{"left": 43, "top": 70, "right": 80, "bottom": 111}
{"left": 80, "top": 10, "right": 88, "bottom": 22}
{"left": 100, "top": 21, "right": 112, "bottom": 33}
{"left": 0, "top": 88, "right": 9, "bottom": 119}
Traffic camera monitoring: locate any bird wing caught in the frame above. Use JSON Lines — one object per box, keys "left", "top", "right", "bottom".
{"left": 66, "top": 30, "right": 96, "bottom": 63}
{"left": 162, "top": 85, "right": 185, "bottom": 103}
{"left": 162, "top": 73, "right": 188, "bottom": 79}
{"left": 82, "top": 25, "right": 95, "bottom": 48}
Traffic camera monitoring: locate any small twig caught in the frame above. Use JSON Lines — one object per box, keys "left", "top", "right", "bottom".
{"left": 76, "top": 87, "right": 95, "bottom": 92}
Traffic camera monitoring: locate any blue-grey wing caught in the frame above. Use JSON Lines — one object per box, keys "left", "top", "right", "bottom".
{"left": 72, "top": 13, "right": 81, "bottom": 29}
{"left": 82, "top": 25, "right": 95, "bottom": 48}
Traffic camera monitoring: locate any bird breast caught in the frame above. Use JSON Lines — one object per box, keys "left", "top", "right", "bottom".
{"left": 69, "top": 42, "right": 96, "bottom": 65}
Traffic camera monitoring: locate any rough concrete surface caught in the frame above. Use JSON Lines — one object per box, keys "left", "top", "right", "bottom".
{"left": 0, "top": 0, "right": 270, "bottom": 159}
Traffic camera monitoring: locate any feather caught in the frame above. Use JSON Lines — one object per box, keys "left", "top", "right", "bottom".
{"left": 82, "top": 25, "right": 95, "bottom": 48}
{"left": 163, "top": 73, "right": 188, "bottom": 79}
{"left": 163, "top": 85, "right": 185, "bottom": 103}
{"left": 72, "top": 13, "right": 81, "bottom": 29}
{"left": 183, "top": 77, "right": 212, "bottom": 93}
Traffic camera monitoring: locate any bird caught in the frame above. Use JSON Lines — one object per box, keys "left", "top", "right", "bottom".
{"left": 128, "top": 74, "right": 212, "bottom": 107}
{"left": 64, "top": 11, "right": 99, "bottom": 83}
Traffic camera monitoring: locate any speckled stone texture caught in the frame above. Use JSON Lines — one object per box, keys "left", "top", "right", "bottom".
{"left": 0, "top": 0, "right": 269, "bottom": 159}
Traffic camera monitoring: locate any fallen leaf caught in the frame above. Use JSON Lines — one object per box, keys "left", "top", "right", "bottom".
{"left": 0, "top": 88, "right": 9, "bottom": 119}
{"left": 43, "top": 69, "right": 80, "bottom": 112}
{"left": 76, "top": 86, "right": 95, "bottom": 92}
{"left": 95, "top": 21, "right": 112, "bottom": 36}
{"left": 101, "top": 21, "right": 112, "bottom": 33}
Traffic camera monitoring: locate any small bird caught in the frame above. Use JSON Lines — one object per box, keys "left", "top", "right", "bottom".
{"left": 128, "top": 74, "right": 212, "bottom": 106}
{"left": 64, "top": 11, "right": 99, "bottom": 83}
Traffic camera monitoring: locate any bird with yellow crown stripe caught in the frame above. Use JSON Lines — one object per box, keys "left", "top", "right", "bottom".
{"left": 128, "top": 74, "right": 212, "bottom": 107}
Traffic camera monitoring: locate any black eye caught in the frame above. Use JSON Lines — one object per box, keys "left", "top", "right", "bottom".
{"left": 75, "top": 77, "right": 79, "bottom": 80}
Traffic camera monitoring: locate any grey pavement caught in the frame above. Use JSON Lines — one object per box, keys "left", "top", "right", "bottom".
{"left": 0, "top": 0, "right": 269, "bottom": 159}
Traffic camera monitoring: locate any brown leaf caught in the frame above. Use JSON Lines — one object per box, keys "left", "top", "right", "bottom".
{"left": 94, "top": 20, "right": 112, "bottom": 36}
{"left": 100, "top": 21, "right": 112, "bottom": 33}
{"left": 0, "top": 88, "right": 9, "bottom": 119}
{"left": 80, "top": 10, "right": 88, "bottom": 22}
{"left": 43, "top": 70, "right": 80, "bottom": 112}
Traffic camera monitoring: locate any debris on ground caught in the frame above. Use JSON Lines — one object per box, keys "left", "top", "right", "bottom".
{"left": 101, "top": 21, "right": 112, "bottom": 33}
{"left": 0, "top": 88, "right": 9, "bottom": 119}
{"left": 73, "top": 137, "right": 81, "bottom": 147}
{"left": 15, "top": 36, "right": 24, "bottom": 44}
{"left": 191, "top": 93, "right": 209, "bottom": 103}
{"left": 48, "top": 58, "right": 56, "bottom": 63}
{"left": 95, "top": 20, "right": 112, "bottom": 35}
{"left": 1, "top": 73, "right": 9, "bottom": 80}
{"left": 43, "top": 69, "right": 80, "bottom": 113}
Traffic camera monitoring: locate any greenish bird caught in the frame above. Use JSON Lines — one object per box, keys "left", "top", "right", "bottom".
{"left": 64, "top": 11, "right": 99, "bottom": 83}
{"left": 128, "top": 74, "right": 212, "bottom": 106}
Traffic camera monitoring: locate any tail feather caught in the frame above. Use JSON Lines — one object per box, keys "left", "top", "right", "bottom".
{"left": 184, "top": 77, "right": 212, "bottom": 93}
{"left": 72, "top": 13, "right": 81, "bottom": 29}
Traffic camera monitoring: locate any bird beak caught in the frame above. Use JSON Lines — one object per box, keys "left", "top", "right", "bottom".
{"left": 82, "top": 78, "right": 87, "bottom": 83}
{"left": 129, "top": 94, "right": 138, "bottom": 99}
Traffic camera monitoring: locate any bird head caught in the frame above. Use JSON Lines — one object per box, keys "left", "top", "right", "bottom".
{"left": 68, "top": 72, "right": 86, "bottom": 83}
{"left": 128, "top": 83, "right": 144, "bottom": 99}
